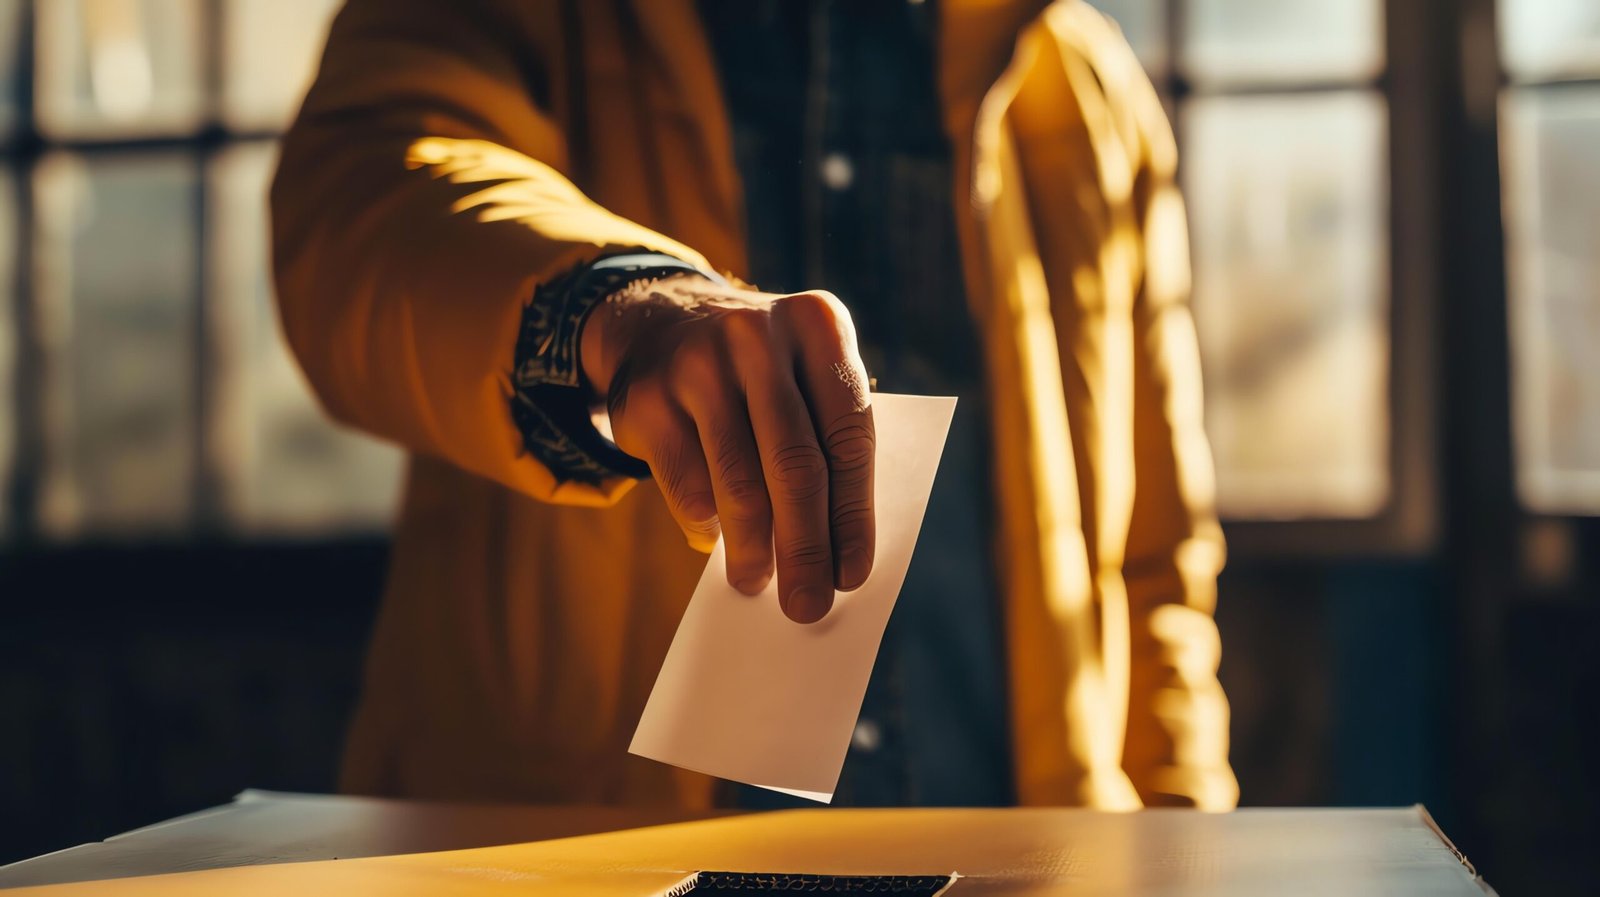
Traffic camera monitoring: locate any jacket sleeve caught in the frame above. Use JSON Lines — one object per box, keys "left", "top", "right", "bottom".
{"left": 270, "top": 0, "right": 708, "bottom": 506}
{"left": 1113, "top": 19, "right": 1239, "bottom": 810}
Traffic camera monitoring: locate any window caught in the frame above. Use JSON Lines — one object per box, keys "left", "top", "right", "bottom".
{"left": 1091, "top": 0, "right": 1394, "bottom": 526}
{"left": 220, "top": 0, "right": 343, "bottom": 131}
{"left": 1498, "top": 0, "right": 1600, "bottom": 514}
{"left": 1182, "top": 0, "right": 1382, "bottom": 86}
{"left": 1, "top": 0, "right": 398, "bottom": 543}
{"left": 206, "top": 141, "right": 403, "bottom": 534}
{"left": 35, "top": 0, "right": 206, "bottom": 139}
{"left": 32, "top": 149, "right": 201, "bottom": 536}
{"left": 1183, "top": 92, "right": 1388, "bottom": 519}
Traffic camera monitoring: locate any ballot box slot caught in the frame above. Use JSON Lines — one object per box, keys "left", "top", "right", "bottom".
{"left": 662, "top": 870, "right": 957, "bottom": 896}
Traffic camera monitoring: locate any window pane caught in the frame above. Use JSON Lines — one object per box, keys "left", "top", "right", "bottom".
{"left": 1085, "top": 0, "right": 1167, "bottom": 77}
{"left": 33, "top": 151, "right": 198, "bottom": 535}
{"left": 208, "top": 142, "right": 402, "bottom": 533}
{"left": 1182, "top": 92, "right": 1390, "bottom": 519}
{"left": 0, "top": 0, "right": 23, "bottom": 138}
{"left": 221, "top": 0, "right": 342, "bottom": 131}
{"left": 35, "top": 0, "right": 205, "bottom": 139}
{"left": 1502, "top": 88, "right": 1600, "bottom": 514}
{"left": 1500, "top": 0, "right": 1600, "bottom": 82}
{"left": 0, "top": 171, "right": 14, "bottom": 537}
{"left": 1182, "top": 0, "right": 1384, "bottom": 86}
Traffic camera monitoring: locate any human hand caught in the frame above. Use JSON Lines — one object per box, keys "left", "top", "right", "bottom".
{"left": 580, "top": 274, "right": 874, "bottom": 624}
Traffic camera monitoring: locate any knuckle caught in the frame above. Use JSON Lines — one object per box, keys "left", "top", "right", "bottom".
{"left": 719, "top": 306, "right": 772, "bottom": 347}
{"left": 649, "top": 434, "right": 701, "bottom": 502}
{"left": 673, "top": 485, "right": 719, "bottom": 531}
{"left": 830, "top": 499, "right": 872, "bottom": 532}
{"left": 793, "top": 289, "right": 842, "bottom": 310}
{"left": 711, "top": 424, "right": 751, "bottom": 471}
{"left": 768, "top": 443, "right": 828, "bottom": 501}
{"left": 609, "top": 398, "right": 663, "bottom": 458}
{"left": 824, "top": 418, "right": 875, "bottom": 469}
{"left": 650, "top": 448, "right": 686, "bottom": 493}
{"left": 668, "top": 337, "right": 722, "bottom": 387}
{"left": 721, "top": 477, "right": 771, "bottom": 524}
{"left": 619, "top": 377, "right": 673, "bottom": 419}
{"left": 778, "top": 537, "right": 832, "bottom": 570}
{"left": 709, "top": 430, "right": 770, "bottom": 524}
{"left": 780, "top": 291, "right": 849, "bottom": 332}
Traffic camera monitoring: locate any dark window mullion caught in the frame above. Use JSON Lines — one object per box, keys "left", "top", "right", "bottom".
{"left": 193, "top": 0, "right": 226, "bottom": 531}
{"left": 12, "top": 128, "right": 284, "bottom": 155}
{"left": 7, "top": 0, "right": 39, "bottom": 545}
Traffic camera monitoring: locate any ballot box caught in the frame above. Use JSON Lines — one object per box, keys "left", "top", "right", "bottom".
{"left": 0, "top": 790, "right": 1492, "bottom": 895}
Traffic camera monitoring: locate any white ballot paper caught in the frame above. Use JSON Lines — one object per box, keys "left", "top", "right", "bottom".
{"left": 630, "top": 393, "right": 958, "bottom": 803}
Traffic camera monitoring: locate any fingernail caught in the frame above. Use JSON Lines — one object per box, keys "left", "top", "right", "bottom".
{"left": 731, "top": 571, "right": 771, "bottom": 596}
{"left": 837, "top": 547, "right": 872, "bottom": 591}
{"left": 784, "top": 586, "right": 833, "bottom": 624}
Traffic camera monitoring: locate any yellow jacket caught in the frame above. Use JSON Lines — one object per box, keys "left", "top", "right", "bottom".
{"left": 272, "top": 0, "right": 1237, "bottom": 811}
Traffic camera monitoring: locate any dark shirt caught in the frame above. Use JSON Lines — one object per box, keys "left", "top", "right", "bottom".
{"left": 698, "top": 0, "right": 1013, "bottom": 807}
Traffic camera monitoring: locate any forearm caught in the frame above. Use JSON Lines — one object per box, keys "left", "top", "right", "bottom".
{"left": 269, "top": 0, "right": 711, "bottom": 505}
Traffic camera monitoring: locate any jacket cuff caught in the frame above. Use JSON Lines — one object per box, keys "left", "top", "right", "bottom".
{"left": 511, "top": 250, "right": 720, "bottom": 485}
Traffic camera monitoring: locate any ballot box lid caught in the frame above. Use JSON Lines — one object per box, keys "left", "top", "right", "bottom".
{"left": 0, "top": 792, "right": 1492, "bottom": 896}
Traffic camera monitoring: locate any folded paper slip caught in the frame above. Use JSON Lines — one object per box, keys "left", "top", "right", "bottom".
{"left": 630, "top": 393, "right": 958, "bottom": 802}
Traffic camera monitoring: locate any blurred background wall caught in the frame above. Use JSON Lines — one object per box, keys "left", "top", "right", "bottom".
{"left": 0, "top": 0, "right": 1596, "bottom": 894}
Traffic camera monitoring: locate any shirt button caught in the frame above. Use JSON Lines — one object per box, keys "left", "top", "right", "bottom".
{"left": 821, "top": 152, "right": 854, "bottom": 191}
{"left": 851, "top": 719, "right": 882, "bottom": 753}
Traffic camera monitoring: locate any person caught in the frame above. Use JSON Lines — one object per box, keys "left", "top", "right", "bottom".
{"left": 272, "top": 0, "right": 1237, "bottom": 811}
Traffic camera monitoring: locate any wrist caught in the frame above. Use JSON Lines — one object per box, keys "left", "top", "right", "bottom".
{"left": 578, "top": 292, "right": 614, "bottom": 401}
{"left": 580, "top": 270, "right": 714, "bottom": 401}
{"left": 510, "top": 251, "right": 717, "bottom": 485}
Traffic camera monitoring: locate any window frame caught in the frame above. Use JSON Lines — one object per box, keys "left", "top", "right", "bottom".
{"left": 1121, "top": 0, "right": 1440, "bottom": 558}
{"left": 1494, "top": 17, "right": 1600, "bottom": 517}
{"left": 0, "top": 0, "right": 350, "bottom": 546}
